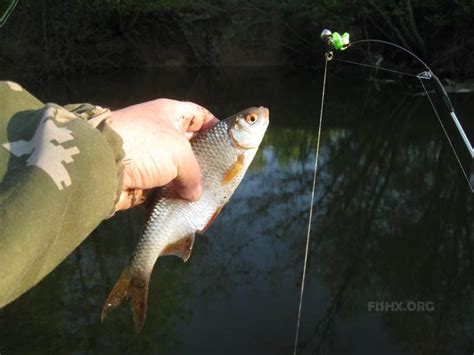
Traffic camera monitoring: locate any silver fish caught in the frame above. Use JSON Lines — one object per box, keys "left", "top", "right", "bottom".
{"left": 101, "top": 106, "right": 269, "bottom": 332}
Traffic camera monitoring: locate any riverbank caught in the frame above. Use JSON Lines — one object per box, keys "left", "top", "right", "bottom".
{"left": 1, "top": 1, "right": 473, "bottom": 80}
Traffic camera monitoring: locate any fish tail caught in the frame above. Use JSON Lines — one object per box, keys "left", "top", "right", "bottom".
{"left": 101, "top": 267, "right": 150, "bottom": 333}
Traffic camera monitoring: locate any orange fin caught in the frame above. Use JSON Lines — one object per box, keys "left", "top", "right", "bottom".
{"left": 160, "top": 234, "right": 195, "bottom": 262}
{"left": 222, "top": 154, "right": 245, "bottom": 185}
{"left": 199, "top": 206, "right": 225, "bottom": 234}
{"left": 101, "top": 267, "right": 150, "bottom": 333}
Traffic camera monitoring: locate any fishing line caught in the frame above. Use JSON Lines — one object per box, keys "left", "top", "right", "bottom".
{"left": 322, "top": 31, "right": 473, "bottom": 191}
{"left": 419, "top": 78, "right": 474, "bottom": 192}
{"left": 332, "top": 57, "right": 419, "bottom": 78}
{"left": 293, "top": 30, "right": 473, "bottom": 354}
{"left": 334, "top": 56, "right": 473, "bottom": 190}
{"left": 350, "top": 39, "right": 432, "bottom": 72}
{"left": 352, "top": 39, "right": 474, "bottom": 161}
{"left": 293, "top": 53, "right": 329, "bottom": 355}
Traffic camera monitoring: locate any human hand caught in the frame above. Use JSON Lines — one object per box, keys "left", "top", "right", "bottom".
{"left": 109, "top": 99, "right": 218, "bottom": 211}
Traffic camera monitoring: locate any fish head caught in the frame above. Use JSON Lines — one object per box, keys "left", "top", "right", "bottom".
{"left": 227, "top": 106, "right": 269, "bottom": 150}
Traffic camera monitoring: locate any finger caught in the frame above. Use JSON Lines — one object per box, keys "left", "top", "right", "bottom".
{"left": 184, "top": 131, "right": 194, "bottom": 140}
{"left": 198, "top": 114, "right": 219, "bottom": 132}
{"left": 174, "top": 138, "right": 202, "bottom": 202}
{"left": 115, "top": 188, "right": 148, "bottom": 212}
{"left": 179, "top": 102, "right": 219, "bottom": 133}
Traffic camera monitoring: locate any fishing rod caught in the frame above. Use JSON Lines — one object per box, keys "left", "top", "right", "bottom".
{"left": 321, "top": 29, "right": 474, "bottom": 161}
{"left": 320, "top": 29, "right": 474, "bottom": 194}
{"left": 0, "top": 0, "right": 18, "bottom": 28}
{"left": 293, "top": 28, "right": 473, "bottom": 355}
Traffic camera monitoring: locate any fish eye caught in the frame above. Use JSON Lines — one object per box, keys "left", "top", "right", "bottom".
{"left": 246, "top": 113, "right": 258, "bottom": 124}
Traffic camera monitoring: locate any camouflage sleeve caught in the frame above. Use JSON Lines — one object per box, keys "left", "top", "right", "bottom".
{"left": 0, "top": 81, "right": 125, "bottom": 307}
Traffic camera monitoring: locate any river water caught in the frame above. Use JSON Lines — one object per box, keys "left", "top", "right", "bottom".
{"left": 1, "top": 67, "right": 473, "bottom": 354}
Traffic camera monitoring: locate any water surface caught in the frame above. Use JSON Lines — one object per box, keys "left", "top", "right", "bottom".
{"left": 1, "top": 67, "right": 473, "bottom": 354}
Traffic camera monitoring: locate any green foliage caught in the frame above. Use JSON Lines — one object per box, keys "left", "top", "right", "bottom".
{"left": 0, "top": 0, "right": 473, "bottom": 77}
{"left": 280, "top": 0, "right": 356, "bottom": 28}
{"left": 89, "top": 0, "right": 219, "bottom": 13}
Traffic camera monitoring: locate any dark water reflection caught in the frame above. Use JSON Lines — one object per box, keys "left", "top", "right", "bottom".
{"left": 1, "top": 68, "right": 473, "bottom": 354}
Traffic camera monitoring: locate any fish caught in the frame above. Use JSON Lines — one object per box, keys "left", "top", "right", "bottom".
{"left": 101, "top": 106, "right": 269, "bottom": 332}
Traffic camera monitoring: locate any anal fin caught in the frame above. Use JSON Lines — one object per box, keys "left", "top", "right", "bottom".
{"left": 160, "top": 234, "right": 195, "bottom": 262}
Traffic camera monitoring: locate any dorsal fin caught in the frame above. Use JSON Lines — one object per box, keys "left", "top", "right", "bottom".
{"left": 160, "top": 234, "right": 195, "bottom": 262}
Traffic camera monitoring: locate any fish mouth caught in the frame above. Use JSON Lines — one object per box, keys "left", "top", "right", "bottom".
{"left": 228, "top": 106, "right": 269, "bottom": 150}
{"left": 256, "top": 106, "right": 270, "bottom": 129}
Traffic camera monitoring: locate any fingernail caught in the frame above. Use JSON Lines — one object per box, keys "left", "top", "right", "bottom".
{"left": 180, "top": 183, "right": 201, "bottom": 202}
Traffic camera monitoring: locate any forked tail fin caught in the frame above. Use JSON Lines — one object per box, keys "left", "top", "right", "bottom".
{"left": 101, "top": 267, "right": 150, "bottom": 333}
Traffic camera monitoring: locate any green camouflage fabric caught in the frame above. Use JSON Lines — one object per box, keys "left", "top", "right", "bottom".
{"left": 0, "top": 81, "right": 124, "bottom": 307}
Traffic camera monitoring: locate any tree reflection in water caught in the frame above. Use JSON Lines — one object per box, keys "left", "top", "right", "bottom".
{"left": 0, "top": 68, "right": 472, "bottom": 354}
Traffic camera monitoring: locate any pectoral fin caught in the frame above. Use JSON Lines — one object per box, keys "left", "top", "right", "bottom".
{"left": 222, "top": 154, "right": 245, "bottom": 185}
{"left": 161, "top": 234, "right": 195, "bottom": 262}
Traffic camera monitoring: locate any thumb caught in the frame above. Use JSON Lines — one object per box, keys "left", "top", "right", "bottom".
{"left": 173, "top": 138, "right": 202, "bottom": 202}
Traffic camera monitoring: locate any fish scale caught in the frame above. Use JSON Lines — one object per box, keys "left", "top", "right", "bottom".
{"left": 101, "top": 106, "right": 269, "bottom": 332}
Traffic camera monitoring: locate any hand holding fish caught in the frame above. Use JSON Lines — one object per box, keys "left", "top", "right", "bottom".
{"left": 110, "top": 99, "right": 219, "bottom": 211}
{"left": 102, "top": 106, "right": 269, "bottom": 332}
